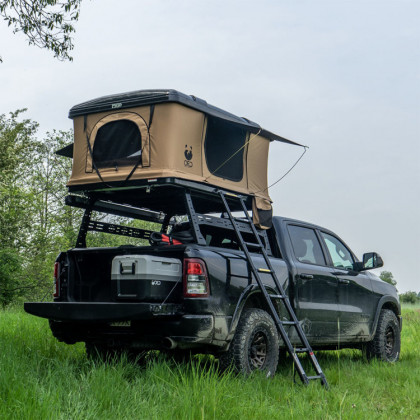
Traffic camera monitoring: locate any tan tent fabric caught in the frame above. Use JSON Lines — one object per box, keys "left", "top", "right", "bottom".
{"left": 252, "top": 197, "right": 273, "bottom": 229}
{"left": 247, "top": 134, "right": 270, "bottom": 196}
{"left": 68, "top": 102, "right": 273, "bottom": 205}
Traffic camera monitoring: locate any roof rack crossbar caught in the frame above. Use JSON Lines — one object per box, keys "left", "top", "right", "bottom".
{"left": 65, "top": 195, "right": 165, "bottom": 224}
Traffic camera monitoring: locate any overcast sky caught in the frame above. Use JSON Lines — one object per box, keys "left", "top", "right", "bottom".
{"left": 1, "top": 0, "right": 419, "bottom": 292}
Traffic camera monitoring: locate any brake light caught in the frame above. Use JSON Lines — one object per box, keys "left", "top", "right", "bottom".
{"left": 183, "top": 258, "right": 209, "bottom": 297}
{"left": 53, "top": 262, "right": 60, "bottom": 298}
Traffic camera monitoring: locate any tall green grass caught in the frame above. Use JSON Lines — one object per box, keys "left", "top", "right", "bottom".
{"left": 0, "top": 307, "right": 419, "bottom": 419}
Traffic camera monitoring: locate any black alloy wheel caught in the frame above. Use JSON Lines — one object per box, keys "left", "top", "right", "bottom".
{"left": 366, "top": 309, "right": 401, "bottom": 362}
{"left": 219, "top": 308, "right": 279, "bottom": 377}
{"left": 385, "top": 325, "right": 396, "bottom": 357}
{"left": 248, "top": 330, "right": 268, "bottom": 369}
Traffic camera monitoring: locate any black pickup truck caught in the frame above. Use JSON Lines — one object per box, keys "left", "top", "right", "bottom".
{"left": 25, "top": 185, "right": 401, "bottom": 376}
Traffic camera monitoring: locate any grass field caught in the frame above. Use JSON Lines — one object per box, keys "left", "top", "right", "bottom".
{"left": 0, "top": 306, "right": 419, "bottom": 419}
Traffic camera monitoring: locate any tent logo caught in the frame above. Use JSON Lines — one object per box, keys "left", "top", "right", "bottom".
{"left": 184, "top": 145, "right": 193, "bottom": 167}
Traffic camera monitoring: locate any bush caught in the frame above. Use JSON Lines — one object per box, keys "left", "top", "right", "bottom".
{"left": 0, "top": 248, "right": 23, "bottom": 308}
{"left": 399, "top": 291, "right": 419, "bottom": 304}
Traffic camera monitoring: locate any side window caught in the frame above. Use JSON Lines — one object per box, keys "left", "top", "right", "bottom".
{"left": 92, "top": 120, "right": 142, "bottom": 169}
{"left": 204, "top": 116, "right": 247, "bottom": 182}
{"left": 287, "top": 225, "right": 326, "bottom": 266}
{"left": 321, "top": 232, "right": 354, "bottom": 270}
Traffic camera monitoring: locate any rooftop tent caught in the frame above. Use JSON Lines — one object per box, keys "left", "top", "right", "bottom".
{"left": 64, "top": 89, "right": 304, "bottom": 227}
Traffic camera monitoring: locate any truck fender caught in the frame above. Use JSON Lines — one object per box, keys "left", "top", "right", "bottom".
{"left": 226, "top": 284, "right": 279, "bottom": 343}
{"left": 369, "top": 295, "right": 402, "bottom": 340}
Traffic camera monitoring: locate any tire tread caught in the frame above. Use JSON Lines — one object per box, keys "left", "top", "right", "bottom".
{"left": 366, "top": 309, "right": 400, "bottom": 362}
{"left": 219, "top": 308, "right": 279, "bottom": 376}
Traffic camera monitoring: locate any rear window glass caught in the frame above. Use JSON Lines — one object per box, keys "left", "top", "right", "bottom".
{"left": 93, "top": 120, "right": 142, "bottom": 169}
{"left": 200, "top": 224, "right": 271, "bottom": 254}
{"left": 288, "top": 225, "right": 326, "bottom": 266}
{"left": 205, "top": 117, "right": 247, "bottom": 182}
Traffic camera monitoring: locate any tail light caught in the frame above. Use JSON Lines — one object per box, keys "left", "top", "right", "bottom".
{"left": 53, "top": 261, "right": 60, "bottom": 298}
{"left": 183, "top": 258, "right": 209, "bottom": 297}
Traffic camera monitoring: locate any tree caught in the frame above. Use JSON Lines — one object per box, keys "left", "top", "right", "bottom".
{"left": 0, "top": 109, "right": 39, "bottom": 250}
{"left": 0, "top": 0, "right": 82, "bottom": 62}
{"left": 379, "top": 271, "right": 397, "bottom": 287}
{"left": 0, "top": 110, "right": 39, "bottom": 305}
{"left": 24, "top": 129, "right": 81, "bottom": 299}
{"left": 0, "top": 110, "right": 78, "bottom": 303}
{"left": 0, "top": 248, "right": 24, "bottom": 307}
{"left": 399, "top": 291, "right": 419, "bottom": 305}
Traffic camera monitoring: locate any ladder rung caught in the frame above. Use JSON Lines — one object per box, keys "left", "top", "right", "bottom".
{"left": 244, "top": 241, "right": 263, "bottom": 249}
{"left": 307, "top": 375, "right": 323, "bottom": 380}
{"left": 258, "top": 268, "right": 272, "bottom": 274}
{"left": 294, "top": 348, "right": 309, "bottom": 353}
{"left": 281, "top": 321, "right": 297, "bottom": 325}
{"left": 269, "top": 294, "right": 285, "bottom": 299}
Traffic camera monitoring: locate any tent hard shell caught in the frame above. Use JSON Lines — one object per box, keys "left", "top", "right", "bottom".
{"left": 61, "top": 89, "right": 304, "bottom": 228}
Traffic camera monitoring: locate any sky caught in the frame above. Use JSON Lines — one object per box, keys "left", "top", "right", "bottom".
{"left": 0, "top": 0, "right": 419, "bottom": 292}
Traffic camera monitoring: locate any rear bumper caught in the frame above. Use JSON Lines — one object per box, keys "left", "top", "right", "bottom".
{"left": 24, "top": 302, "right": 215, "bottom": 348}
{"left": 24, "top": 302, "right": 182, "bottom": 322}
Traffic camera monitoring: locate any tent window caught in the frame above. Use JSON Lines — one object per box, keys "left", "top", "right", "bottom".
{"left": 205, "top": 117, "right": 247, "bottom": 182}
{"left": 92, "top": 120, "right": 142, "bottom": 169}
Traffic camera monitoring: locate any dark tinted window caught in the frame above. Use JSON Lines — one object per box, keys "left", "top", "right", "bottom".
{"left": 201, "top": 225, "right": 271, "bottom": 254}
{"left": 321, "top": 232, "right": 354, "bottom": 270}
{"left": 205, "top": 117, "right": 247, "bottom": 181}
{"left": 288, "top": 225, "right": 326, "bottom": 266}
{"left": 93, "top": 120, "right": 142, "bottom": 169}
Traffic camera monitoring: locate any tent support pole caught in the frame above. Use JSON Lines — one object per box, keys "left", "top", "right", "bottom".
{"left": 75, "top": 199, "right": 95, "bottom": 248}
{"left": 183, "top": 190, "right": 206, "bottom": 245}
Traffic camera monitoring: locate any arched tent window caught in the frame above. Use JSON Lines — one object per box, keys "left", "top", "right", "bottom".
{"left": 93, "top": 120, "right": 141, "bottom": 168}
{"left": 204, "top": 116, "right": 247, "bottom": 182}
{"left": 86, "top": 112, "right": 150, "bottom": 172}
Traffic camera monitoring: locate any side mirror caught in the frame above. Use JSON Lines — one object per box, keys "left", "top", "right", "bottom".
{"left": 361, "top": 252, "right": 384, "bottom": 271}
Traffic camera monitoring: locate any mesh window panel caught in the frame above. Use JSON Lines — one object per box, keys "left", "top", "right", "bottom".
{"left": 205, "top": 117, "right": 247, "bottom": 182}
{"left": 92, "top": 120, "right": 142, "bottom": 169}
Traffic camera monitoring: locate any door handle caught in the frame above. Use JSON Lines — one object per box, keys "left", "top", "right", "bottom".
{"left": 299, "top": 274, "right": 314, "bottom": 280}
{"left": 338, "top": 279, "right": 350, "bottom": 284}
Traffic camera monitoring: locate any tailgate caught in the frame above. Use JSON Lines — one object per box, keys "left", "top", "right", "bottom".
{"left": 24, "top": 302, "right": 182, "bottom": 322}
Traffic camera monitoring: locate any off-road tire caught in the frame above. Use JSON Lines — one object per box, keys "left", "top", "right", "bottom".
{"left": 366, "top": 309, "right": 400, "bottom": 362}
{"left": 219, "top": 308, "right": 279, "bottom": 377}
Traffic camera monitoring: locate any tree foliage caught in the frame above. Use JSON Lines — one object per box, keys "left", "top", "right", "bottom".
{"left": 0, "top": 248, "right": 23, "bottom": 307}
{"left": 0, "top": 110, "right": 39, "bottom": 250}
{"left": 0, "top": 110, "right": 81, "bottom": 304}
{"left": 399, "top": 291, "right": 419, "bottom": 305}
{"left": 0, "top": 0, "right": 82, "bottom": 62}
{"left": 379, "top": 271, "right": 397, "bottom": 287}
